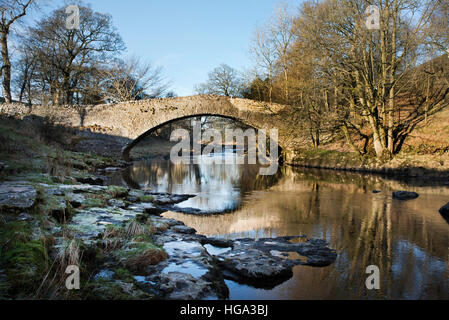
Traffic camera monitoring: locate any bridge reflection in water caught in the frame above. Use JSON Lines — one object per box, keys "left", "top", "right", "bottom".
{"left": 115, "top": 154, "right": 449, "bottom": 300}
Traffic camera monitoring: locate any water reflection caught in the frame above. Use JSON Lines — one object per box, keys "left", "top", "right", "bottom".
{"left": 121, "top": 154, "right": 282, "bottom": 213}
{"left": 118, "top": 158, "right": 449, "bottom": 299}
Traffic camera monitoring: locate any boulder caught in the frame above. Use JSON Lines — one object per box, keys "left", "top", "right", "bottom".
{"left": 141, "top": 202, "right": 166, "bottom": 215}
{"left": 146, "top": 240, "right": 228, "bottom": 300}
{"left": 66, "top": 192, "right": 85, "bottom": 208}
{"left": 214, "top": 236, "right": 337, "bottom": 288}
{"left": 75, "top": 176, "right": 104, "bottom": 186}
{"left": 170, "top": 225, "right": 197, "bottom": 234}
{"left": 393, "top": 191, "right": 419, "bottom": 200}
{"left": 0, "top": 182, "right": 37, "bottom": 211}
{"left": 17, "top": 212, "right": 34, "bottom": 221}
{"left": 151, "top": 193, "right": 196, "bottom": 205}
{"left": 154, "top": 272, "right": 227, "bottom": 300}
{"left": 107, "top": 199, "right": 126, "bottom": 209}
{"left": 104, "top": 167, "right": 121, "bottom": 173}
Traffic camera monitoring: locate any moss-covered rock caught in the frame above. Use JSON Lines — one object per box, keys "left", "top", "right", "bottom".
{"left": 83, "top": 279, "right": 152, "bottom": 300}
{"left": 0, "top": 181, "right": 37, "bottom": 212}
{"left": 139, "top": 195, "right": 154, "bottom": 203}
{"left": 107, "top": 186, "right": 129, "bottom": 199}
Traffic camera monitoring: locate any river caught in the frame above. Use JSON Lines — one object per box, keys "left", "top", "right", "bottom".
{"left": 108, "top": 152, "right": 449, "bottom": 300}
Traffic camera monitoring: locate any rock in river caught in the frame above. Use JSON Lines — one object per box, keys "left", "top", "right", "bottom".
{"left": 393, "top": 191, "right": 419, "bottom": 200}
{"left": 212, "top": 236, "right": 337, "bottom": 289}
{"left": 0, "top": 181, "right": 37, "bottom": 211}
{"left": 144, "top": 240, "right": 229, "bottom": 300}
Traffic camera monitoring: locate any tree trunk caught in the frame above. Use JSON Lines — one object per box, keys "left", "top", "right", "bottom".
{"left": 367, "top": 114, "right": 386, "bottom": 157}
{"left": 268, "top": 66, "right": 273, "bottom": 103}
{"left": 283, "top": 63, "right": 289, "bottom": 103}
{"left": 387, "top": 87, "right": 395, "bottom": 154}
{"left": 0, "top": 29, "right": 12, "bottom": 103}
{"left": 341, "top": 124, "right": 361, "bottom": 155}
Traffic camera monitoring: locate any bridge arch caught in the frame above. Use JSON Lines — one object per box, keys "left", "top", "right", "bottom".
{"left": 122, "top": 113, "right": 282, "bottom": 161}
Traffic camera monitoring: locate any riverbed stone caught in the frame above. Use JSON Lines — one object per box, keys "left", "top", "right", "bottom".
{"left": 48, "top": 197, "right": 70, "bottom": 223}
{"left": 107, "top": 198, "right": 126, "bottom": 209}
{"left": 103, "top": 167, "right": 121, "bottom": 173}
{"left": 393, "top": 191, "right": 419, "bottom": 200}
{"left": 141, "top": 202, "right": 166, "bottom": 215}
{"left": 155, "top": 272, "right": 227, "bottom": 300}
{"left": 17, "top": 212, "right": 34, "bottom": 221}
{"left": 151, "top": 193, "right": 195, "bottom": 205}
{"left": 146, "top": 239, "right": 228, "bottom": 300}
{"left": 214, "top": 236, "right": 337, "bottom": 288}
{"left": 86, "top": 279, "right": 152, "bottom": 300}
{"left": 66, "top": 192, "right": 85, "bottom": 208}
{"left": 0, "top": 181, "right": 37, "bottom": 211}
{"left": 93, "top": 269, "right": 115, "bottom": 281}
{"left": 77, "top": 176, "right": 104, "bottom": 185}
{"left": 51, "top": 184, "right": 108, "bottom": 194}
{"left": 69, "top": 207, "right": 140, "bottom": 239}
{"left": 170, "top": 225, "right": 197, "bottom": 234}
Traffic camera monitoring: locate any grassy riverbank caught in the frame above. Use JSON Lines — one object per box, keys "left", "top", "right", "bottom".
{"left": 288, "top": 148, "right": 449, "bottom": 180}
{"left": 0, "top": 116, "right": 120, "bottom": 183}
{"left": 0, "top": 116, "right": 161, "bottom": 299}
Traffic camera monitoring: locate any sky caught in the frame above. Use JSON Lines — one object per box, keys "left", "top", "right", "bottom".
{"left": 27, "top": 0, "right": 297, "bottom": 97}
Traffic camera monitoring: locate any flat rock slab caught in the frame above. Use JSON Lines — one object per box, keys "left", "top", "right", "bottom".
{"left": 0, "top": 182, "right": 37, "bottom": 211}
{"left": 44, "top": 184, "right": 108, "bottom": 194}
{"left": 170, "top": 225, "right": 197, "bottom": 234}
{"left": 107, "top": 198, "right": 126, "bottom": 209}
{"left": 145, "top": 240, "right": 228, "bottom": 300}
{"left": 393, "top": 191, "right": 419, "bottom": 200}
{"left": 152, "top": 272, "right": 227, "bottom": 300}
{"left": 150, "top": 193, "right": 196, "bottom": 206}
{"left": 213, "top": 236, "right": 337, "bottom": 288}
{"left": 75, "top": 176, "right": 104, "bottom": 186}
{"left": 140, "top": 202, "right": 166, "bottom": 215}
{"left": 69, "top": 207, "right": 140, "bottom": 239}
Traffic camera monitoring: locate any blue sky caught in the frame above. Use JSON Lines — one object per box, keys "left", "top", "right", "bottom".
{"left": 32, "top": 0, "right": 295, "bottom": 96}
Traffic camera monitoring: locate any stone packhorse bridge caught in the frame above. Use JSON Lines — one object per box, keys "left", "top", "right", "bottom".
{"left": 0, "top": 95, "right": 301, "bottom": 161}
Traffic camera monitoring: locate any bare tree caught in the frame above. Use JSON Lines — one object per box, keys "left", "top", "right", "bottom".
{"left": 14, "top": 41, "right": 37, "bottom": 104}
{"left": 250, "top": 27, "right": 277, "bottom": 102}
{"left": 0, "top": 0, "right": 36, "bottom": 102}
{"left": 99, "top": 56, "right": 170, "bottom": 102}
{"left": 27, "top": 4, "right": 125, "bottom": 105}
{"left": 427, "top": 0, "right": 449, "bottom": 55}
{"left": 240, "top": 67, "right": 271, "bottom": 101}
{"left": 270, "top": 2, "right": 296, "bottom": 103}
{"left": 295, "top": 0, "right": 448, "bottom": 157}
{"left": 194, "top": 64, "right": 242, "bottom": 97}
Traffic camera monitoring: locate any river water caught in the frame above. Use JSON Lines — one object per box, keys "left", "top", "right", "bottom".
{"left": 112, "top": 153, "right": 449, "bottom": 300}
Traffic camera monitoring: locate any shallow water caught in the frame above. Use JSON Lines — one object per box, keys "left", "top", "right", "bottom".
{"left": 115, "top": 154, "right": 449, "bottom": 300}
